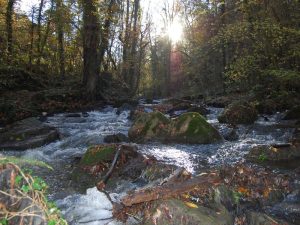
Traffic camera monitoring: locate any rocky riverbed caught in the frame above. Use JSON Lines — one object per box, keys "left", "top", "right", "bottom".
{"left": 1, "top": 99, "right": 299, "bottom": 225}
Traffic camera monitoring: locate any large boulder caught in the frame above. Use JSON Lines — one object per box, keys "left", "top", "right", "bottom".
{"left": 128, "top": 112, "right": 171, "bottom": 143}
{"left": 0, "top": 117, "right": 59, "bottom": 150}
{"left": 168, "top": 112, "right": 223, "bottom": 144}
{"left": 246, "top": 144, "right": 300, "bottom": 163}
{"left": 129, "top": 112, "right": 222, "bottom": 144}
{"left": 144, "top": 199, "right": 233, "bottom": 225}
{"left": 104, "top": 133, "right": 129, "bottom": 143}
{"left": 218, "top": 101, "right": 258, "bottom": 125}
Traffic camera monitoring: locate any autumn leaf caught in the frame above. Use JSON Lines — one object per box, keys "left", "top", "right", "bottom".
{"left": 184, "top": 201, "right": 198, "bottom": 208}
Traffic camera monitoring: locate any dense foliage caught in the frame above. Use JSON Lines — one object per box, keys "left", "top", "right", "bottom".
{"left": 0, "top": 0, "right": 299, "bottom": 103}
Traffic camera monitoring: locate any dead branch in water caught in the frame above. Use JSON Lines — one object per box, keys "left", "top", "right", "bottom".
{"left": 121, "top": 173, "right": 221, "bottom": 206}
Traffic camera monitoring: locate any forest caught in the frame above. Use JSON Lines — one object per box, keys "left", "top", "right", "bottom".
{"left": 0, "top": 0, "right": 300, "bottom": 225}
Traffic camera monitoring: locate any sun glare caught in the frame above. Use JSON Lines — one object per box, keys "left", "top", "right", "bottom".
{"left": 167, "top": 20, "right": 183, "bottom": 44}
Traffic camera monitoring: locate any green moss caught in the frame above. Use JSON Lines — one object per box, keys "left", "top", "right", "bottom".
{"left": 0, "top": 156, "right": 53, "bottom": 170}
{"left": 171, "top": 112, "right": 222, "bottom": 144}
{"left": 80, "top": 145, "right": 116, "bottom": 166}
{"left": 129, "top": 112, "right": 170, "bottom": 142}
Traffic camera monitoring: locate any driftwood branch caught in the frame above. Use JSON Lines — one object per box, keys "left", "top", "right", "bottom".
{"left": 97, "top": 146, "right": 122, "bottom": 191}
{"left": 121, "top": 173, "right": 221, "bottom": 206}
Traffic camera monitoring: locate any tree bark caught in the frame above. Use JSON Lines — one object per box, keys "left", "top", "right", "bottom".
{"left": 6, "top": 0, "right": 15, "bottom": 59}
{"left": 82, "top": 0, "right": 101, "bottom": 99}
{"left": 37, "top": 0, "right": 45, "bottom": 67}
{"left": 56, "top": 0, "right": 65, "bottom": 80}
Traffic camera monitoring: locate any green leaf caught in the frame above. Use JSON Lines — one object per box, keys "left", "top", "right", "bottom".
{"left": 0, "top": 219, "right": 8, "bottom": 225}
{"left": 21, "top": 185, "right": 30, "bottom": 193}
{"left": 15, "top": 175, "right": 23, "bottom": 186}
{"left": 48, "top": 220, "right": 57, "bottom": 225}
{"left": 33, "top": 181, "right": 42, "bottom": 191}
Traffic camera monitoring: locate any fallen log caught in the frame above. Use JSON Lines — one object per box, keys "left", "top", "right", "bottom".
{"left": 121, "top": 173, "right": 221, "bottom": 206}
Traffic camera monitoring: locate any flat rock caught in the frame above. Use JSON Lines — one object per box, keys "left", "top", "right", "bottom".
{"left": 0, "top": 117, "right": 59, "bottom": 150}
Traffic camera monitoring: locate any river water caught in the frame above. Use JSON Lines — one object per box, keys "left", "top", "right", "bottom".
{"left": 2, "top": 103, "right": 295, "bottom": 224}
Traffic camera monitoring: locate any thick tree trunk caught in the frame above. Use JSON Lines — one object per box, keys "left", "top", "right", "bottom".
{"left": 6, "top": 0, "right": 15, "bottom": 59}
{"left": 82, "top": 0, "right": 101, "bottom": 99}
{"left": 56, "top": 0, "right": 65, "bottom": 80}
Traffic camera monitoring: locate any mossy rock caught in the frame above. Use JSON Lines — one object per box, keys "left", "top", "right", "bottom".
{"left": 80, "top": 144, "right": 117, "bottom": 166}
{"left": 169, "top": 112, "right": 223, "bottom": 144}
{"left": 128, "top": 112, "right": 170, "bottom": 143}
{"left": 218, "top": 101, "right": 258, "bottom": 125}
{"left": 284, "top": 106, "right": 300, "bottom": 120}
{"left": 129, "top": 112, "right": 222, "bottom": 144}
{"left": 246, "top": 144, "right": 300, "bottom": 163}
{"left": 144, "top": 198, "right": 233, "bottom": 225}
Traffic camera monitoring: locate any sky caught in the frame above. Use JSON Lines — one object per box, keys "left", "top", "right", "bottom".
{"left": 18, "top": 0, "right": 181, "bottom": 38}
{"left": 18, "top": 0, "right": 41, "bottom": 12}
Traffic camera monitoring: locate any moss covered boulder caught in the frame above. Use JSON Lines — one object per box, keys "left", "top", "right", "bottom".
{"left": 246, "top": 144, "right": 300, "bottom": 163}
{"left": 144, "top": 198, "right": 233, "bottom": 225}
{"left": 218, "top": 101, "right": 258, "bottom": 125}
{"left": 128, "top": 112, "right": 170, "bottom": 143}
{"left": 129, "top": 112, "right": 222, "bottom": 144}
{"left": 168, "top": 112, "right": 223, "bottom": 144}
{"left": 80, "top": 144, "right": 118, "bottom": 166}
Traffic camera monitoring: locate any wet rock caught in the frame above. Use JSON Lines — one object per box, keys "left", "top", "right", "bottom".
{"left": 187, "top": 104, "right": 210, "bottom": 116}
{"left": 246, "top": 211, "right": 285, "bottom": 225}
{"left": 129, "top": 112, "right": 222, "bottom": 144}
{"left": 0, "top": 117, "right": 59, "bottom": 150}
{"left": 167, "top": 102, "right": 192, "bottom": 114}
{"left": 218, "top": 101, "right": 258, "bottom": 125}
{"left": 128, "top": 112, "right": 170, "bottom": 143}
{"left": 168, "top": 112, "right": 223, "bottom": 144}
{"left": 222, "top": 128, "right": 239, "bottom": 141}
{"left": 116, "top": 103, "right": 135, "bottom": 115}
{"left": 104, "top": 133, "right": 129, "bottom": 143}
{"left": 140, "top": 163, "right": 178, "bottom": 184}
{"left": 80, "top": 144, "right": 119, "bottom": 166}
{"left": 144, "top": 198, "right": 233, "bottom": 225}
{"left": 271, "top": 189, "right": 300, "bottom": 224}
{"left": 214, "top": 185, "right": 238, "bottom": 211}
{"left": 65, "top": 113, "right": 81, "bottom": 118}
{"left": 284, "top": 106, "right": 300, "bottom": 120}
{"left": 246, "top": 144, "right": 300, "bottom": 163}
{"left": 79, "top": 144, "right": 139, "bottom": 170}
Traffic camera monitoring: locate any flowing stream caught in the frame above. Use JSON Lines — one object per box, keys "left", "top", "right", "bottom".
{"left": 1, "top": 102, "right": 295, "bottom": 225}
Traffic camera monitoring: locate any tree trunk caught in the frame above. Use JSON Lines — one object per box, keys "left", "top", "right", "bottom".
{"left": 56, "top": 0, "right": 65, "bottom": 80}
{"left": 82, "top": 0, "right": 101, "bottom": 99}
{"left": 29, "top": 7, "right": 35, "bottom": 68}
{"left": 37, "top": 0, "right": 45, "bottom": 67}
{"left": 6, "top": 0, "right": 15, "bottom": 60}
{"left": 99, "top": 0, "right": 117, "bottom": 72}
